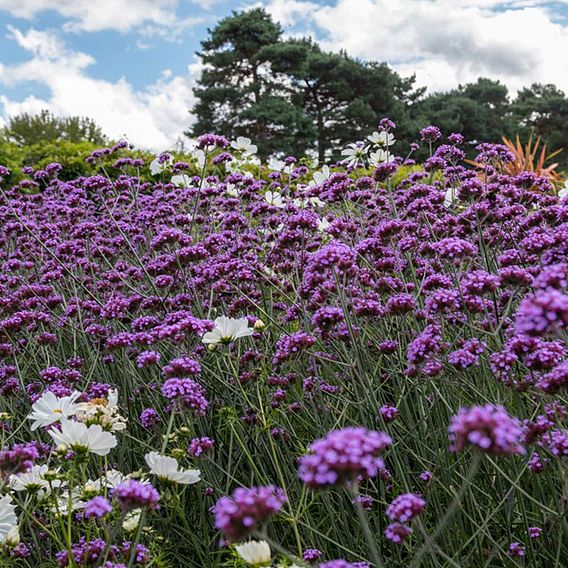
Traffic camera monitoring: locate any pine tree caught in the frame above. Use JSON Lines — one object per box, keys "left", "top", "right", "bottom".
{"left": 189, "top": 8, "right": 314, "bottom": 159}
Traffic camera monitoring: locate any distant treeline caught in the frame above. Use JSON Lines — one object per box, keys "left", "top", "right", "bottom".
{"left": 2, "top": 8, "right": 568, "bottom": 177}
{"left": 189, "top": 8, "right": 568, "bottom": 167}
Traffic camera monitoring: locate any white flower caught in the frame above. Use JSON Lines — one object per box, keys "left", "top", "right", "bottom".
{"left": 231, "top": 136, "right": 258, "bottom": 155}
{"left": 5, "top": 526, "right": 19, "bottom": 547}
{"left": 145, "top": 452, "right": 201, "bottom": 485}
{"left": 85, "top": 469, "right": 131, "bottom": 494}
{"left": 75, "top": 389, "right": 127, "bottom": 432}
{"left": 49, "top": 419, "right": 117, "bottom": 456}
{"left": 99, "top": 469, "right": 130, "bottom": 489}
{"left": 123, "top": 509, "right": 142, "bottom": 532}
{"left": 192, "top": 148, "right": 206, "bottom": 169}
{"left": 263, "top": 266, "right": 277, "bottom": 278}
{"left": 150, "top": 156, "right": 172, "bottom": 175}
{"left": 171, "top": 174, "right": 192, "bottom": 188}
{"left": 369, "top": 149, "right": 395, "bottom": 166}
{"left": 367, "top": 131, "right": 395, "bottom": 147}
{"left": 52, "top": 491, "right": 86, "bottom": 515}
{"left": 225, "top": 183, "right": 239, "bottom": 197}
{"left": 310, "top": 165, "right": 330, "bottom": 187}
{"left": 0, "top": 495, "right": 18, "bottom": 544}
{"left": 341, "top": 143, "right": 366, "bottom": 167}
{"left": 235, "top": 540, "right": 271, "bottom": 565}
{"left": 10, "top": 464, "right": 60, "bottom": 495}
{"left": 317, "top": 217, "right": 330, "bottom": 232}
{"left": 559, "top": 181, "right": 568, "bottom": 198}
{"left": 444, "top": 187, "right": 458, "bottom": 208}
{"left": 202, "top": 316, "right": 254, "bottom": 345}
{"left": 264, "top": 191, "right": 286, "bottom": 208}
{"left": 268, "top": 158, "right": 285, "bottom": 172}
{"left": 28, "top": 391, "right": 81, "bottom": 431}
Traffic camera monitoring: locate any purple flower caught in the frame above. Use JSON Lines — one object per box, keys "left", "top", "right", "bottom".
{"left": 419, "top": 470, "right": 433, "bottom": 482}
{"left": 386, "top": 493, "right": 425, "bottom": 523}
{"left": 536, "top": 361, "right": 568, "bottom": 393}
{"left": 420, "top": 126, "right": 442, "bottom": 142}
{"left": 112, "top": 480, "right": 160, "bottom": 512}
{"left": 136, "top": 351, "right": 160, "bottom": 368}
{"left": 298, "top": 427, "right": 392, "bottom": 488}
{"left": 508, "top": 542, "right": 525, "bottom": 558}
{"left": 140, "top": 408, "right": 160, "bottom": 430}
{"left": 188, "top": 437, "right": 214, "bottom": 457}
{"left": 161, "top": 378, "right": 208, "bottom": 415}
{"left": 303, "top": 548, "right": 323, "bottom": 562}
{"left": 379, "top": 405, "right": 399, "bottom": 422}
{"left": 212, "top": 485, "right": 286, "bottom": 543}
{"left": 529, "top": 526, "right": 542, "bottom": 539}
{"left": 515, "top": 289, "right": 568, "bottom": 337}
{"left": 449, "top": 404, "right": 525, "bottom": 455}
{"left": 83, "top": 496, "right": 112, "bottom": 519}
{"left": 319, "top": 561, "right": 369, "bottom": 568}
{"left": 384, "top": 523, "right": 412, "bottom": 544}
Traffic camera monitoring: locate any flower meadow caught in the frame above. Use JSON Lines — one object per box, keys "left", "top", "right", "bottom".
{"left": 0, "top": 122, "right": 567, "bottom": 568}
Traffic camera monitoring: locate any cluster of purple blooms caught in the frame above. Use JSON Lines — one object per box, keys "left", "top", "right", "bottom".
{"left": 112, "top": 480, "right": 161, "bottom": 512}
{"left": 449, "top": 404, "right": 525, "bottom": 455}
{"left": 0, "top": 119, "right": 567, "bottom": 565}
{"left": 212, "top": 485, "right": 287, "bottom": 542}
{"left": 298, "top": 427, "right": 392, "bottom": 488}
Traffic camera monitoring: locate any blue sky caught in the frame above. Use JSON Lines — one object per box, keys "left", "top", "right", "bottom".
{"left": 1, "top": 0, "right": 568, "bottom": 150}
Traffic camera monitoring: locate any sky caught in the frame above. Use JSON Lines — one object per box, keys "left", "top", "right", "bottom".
{"left": 1, "top": 0, "right": 568, "bottom": 151}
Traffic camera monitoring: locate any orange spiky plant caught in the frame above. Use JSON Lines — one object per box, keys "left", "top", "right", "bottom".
{"left": 467, "top": 133, "right": 563, "bottom": 188}
{"left": 500, "top": 134, "right": 562, "bottom": 185}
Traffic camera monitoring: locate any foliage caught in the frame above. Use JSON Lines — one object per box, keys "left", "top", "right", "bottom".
{"left": 411, "top": 78, "right": 514, "bottom": 159}
{"left": 189, "top": 10, "right": 568, "bottom": 169}
{"left": 4, "top": 109, "right": 108, "bottom": 147}
{"left": 510, "top": 83, "right": 568, "bottom": 169}
{"left": 501, "top": 134, "right": 562, "bottom": 184}
{"left": 189, "top": 8, "right": 312, "bottom": 159}
{"left": 190, "top": 9, "right": 421, "bottom": 161}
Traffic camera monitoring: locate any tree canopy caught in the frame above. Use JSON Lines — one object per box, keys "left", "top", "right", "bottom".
{"left": 4, "top": 109, "right": 108, "bottom": 147}
{"left": 189, "top": 8, "right": 568, "bottom": 169}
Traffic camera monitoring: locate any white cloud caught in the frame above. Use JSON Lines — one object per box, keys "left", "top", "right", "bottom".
{"left": 0, "top": 0, "right": 203, "bottom": 35}
{"left": 263, "top": 0, "right": 568, "bottom": 95}
{"left": 0, "top": 27, "right": 200, "bottom": 151}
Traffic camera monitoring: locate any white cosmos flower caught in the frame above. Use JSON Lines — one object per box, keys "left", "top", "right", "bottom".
{"left": 444, "top": 187, "right": 459, "bottom": 208}
{"left": 10, "top": 464, "right": 61, "bottom": 495}
{"left": 317, "top": 218, "right": 331, "bottom": 232}
{"left": 235, "top": 540, "right": 271, "bottom": 565}
{"left": 145, "top": 452, "right": 201, "bottom": 485}
{"left": 231, "top": 136, "right": 258, "bottom": 155}
{"left": 341, "top": 143, "right": 366, "bottom": 167}
{"left": 267, "top": 158, "right": 285, "bottom": 172}
{"left": 75, "top": 389, "right": 127, "bottom": 432}
{"left": 225, "top": 183, "right": 239, "bottom": 197}
{"left": 559, "top": 181, "right": 568, "bottom": 198}
{"left": 149, "top": 156, "right": 172, "bottom": 175}
{"left": 369, "top": 149, "right": 394, "bottom": 166}
{"left": 264, "top": 191, "right": 286, "bottom": 208}
{"left": 123, "top": 509, "right": 142, "bottom": 532}
{"left": 202, "top": 316, "right": 254, "bottom": 345}
{"left": 0, "top": 495, "right": 18, "bottom": 544}
{"left": 192, "top": 148, "right": 206, "bottom": 169}
{"left": 309, "top": 165, "right": 330, "bottom": 187}
{"left": 171, "top": 174, "right": 192, "bottom": 188}
{"left": 53, "top": 493, "right": 85, "bottom": 515}
{"left": 49, "top": 419, "right": 117, "bottom": 456}
{"left": 28, "top": 391, "right": 81, "bottom": 431}
{"left": 367, "top": 131, "right": 395, "bottom": 147}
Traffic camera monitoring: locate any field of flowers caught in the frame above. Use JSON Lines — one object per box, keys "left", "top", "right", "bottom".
{"left": 0, "top": 120, "right": 567, "bottom": 567}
